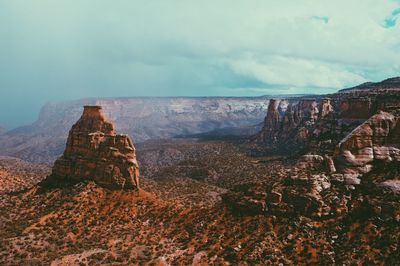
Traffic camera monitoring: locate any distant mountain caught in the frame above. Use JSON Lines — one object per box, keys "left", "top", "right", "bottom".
{"left": 339, "top": 77, "right": 400, "bottom": 93}
{"left": 0, "top": 97, "right": 273, "bottom": 163}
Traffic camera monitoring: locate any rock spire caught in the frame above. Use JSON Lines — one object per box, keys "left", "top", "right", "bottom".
{"left": 41, "top": 105, "right": 139, "bottom": 189}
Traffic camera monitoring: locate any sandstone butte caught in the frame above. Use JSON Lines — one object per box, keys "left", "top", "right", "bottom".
{"left": 40, "top": 105, "right": 140, "bottom": 189}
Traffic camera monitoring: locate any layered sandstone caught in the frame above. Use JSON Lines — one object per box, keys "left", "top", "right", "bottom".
{"left": 338, "top": 97, "right": 373, "bottom": 119}
{"left": 41, "top": 106, "right": 139, "bottom": 189}
{"left": 334, "top": 111, "right": 400, "bottom": 176}
{"left": 255, "top": 98, "right": 331, "bottom": 152}
{"left": 318, "top": 98, "right": 334, "bottom": 120}
{"left": 256, "top": 99, "right": 281, "bottom": 143}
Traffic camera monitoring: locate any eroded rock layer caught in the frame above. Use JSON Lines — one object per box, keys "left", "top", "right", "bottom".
{"left": 254, "top": 98, "right": 333, "bottom": 152}
{"left": 232, "top": 84, "right": 400, "bottom": 219}
{"left": 41, "top": 106, "right": 139, "bottom": 189}
{"left": 334, "top": 111, "right": 400, "bottom": 176}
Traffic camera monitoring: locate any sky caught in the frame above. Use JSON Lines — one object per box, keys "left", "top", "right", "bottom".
{"left": 0, "top": 0, "right": 400, "bottom": 129}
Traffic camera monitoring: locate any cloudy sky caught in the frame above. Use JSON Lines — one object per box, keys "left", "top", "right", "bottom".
{"left": 0, "top": 0, "right": 400, "bottom": 128}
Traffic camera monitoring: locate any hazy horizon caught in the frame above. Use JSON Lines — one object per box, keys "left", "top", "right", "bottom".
{"left": 1, "top": 0, "right": 400, "bottom": 128}
{"left": 0, "top": 92, "right": 316, "bottom": 130}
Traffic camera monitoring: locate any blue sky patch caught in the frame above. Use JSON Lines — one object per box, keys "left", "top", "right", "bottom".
{"left": 311, "top": 16, "right": 329, "bottom": 24}
{"left": 383, "top": 8, "right": 400, "bottom": 28}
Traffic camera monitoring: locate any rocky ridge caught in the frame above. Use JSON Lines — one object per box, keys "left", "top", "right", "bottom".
{"left": 40, "top": 106, "right": 140, "bottom": 190}
{"left": 339, "top": 77, "right": 400, "bottom": 93}
{"left": 227, "top": 80, "right": 400, "bottom": 221}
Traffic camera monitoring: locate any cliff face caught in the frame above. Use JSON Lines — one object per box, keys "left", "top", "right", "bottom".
{"left": 234, "top": 81, "right": 400, "bottom": 219}
{"left": 338, "top": 97, "right": 373, "bottom": 119}
{"left": 226, "top": 95, "right": 400, "bottom": 220}
{"left": 254, "top": 98, "right": 332, "bottom": 152}
{"left": 41, "top": 106, "right": 139, "bottom": 189}
{"left": 334, "top": 111, "right": 400, "bottom": 176}
{"left": 0, "top": 97, "right": 271, "bottom": 163}
{"left": 256, "top": 99, "right": 282, "bottom": 143}
{"left": 255, "top": 85, "right": 400, "bottom": 155}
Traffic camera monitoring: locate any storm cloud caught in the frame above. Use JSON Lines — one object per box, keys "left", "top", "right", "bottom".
{"left": 0, "top": 0, "right": 400, "bottom": 128}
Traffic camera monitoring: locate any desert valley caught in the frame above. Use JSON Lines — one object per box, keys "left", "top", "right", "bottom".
{"left": 1, "top": 77, "right": 400, "bottom": 265}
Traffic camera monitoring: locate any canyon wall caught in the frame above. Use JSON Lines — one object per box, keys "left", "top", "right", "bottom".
{"left": 255, "top": 86, "right": 400, "bottom": 155}
{"left": 227, "top": 79, "right": 400, "bottom": 218}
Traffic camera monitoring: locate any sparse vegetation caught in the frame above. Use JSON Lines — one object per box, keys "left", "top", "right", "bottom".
{"left": 1, "top": 138, "right": 399, "bottom": 265}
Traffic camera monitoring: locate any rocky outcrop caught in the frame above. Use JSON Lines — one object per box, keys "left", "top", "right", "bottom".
{"left": 334, "top": 111, "right": 400, "bottom": 176}
{"left": 336, "top": 81, "right": 400, "bottom": 119}
{"left": 255, "top": 98, "right": 331, "bottom": 152}
{"left": 256, "top": 99, "right": 281, "bottom": 144}
{"left": 40, "top": 106, "right": 139, "bottom": 189}
{"left": 223, "top": 171, "right": 337, "bottom": 218}
{"left": 255, "top": 86, "right": 400, "bottom": 156}
{"left": 232, "top": 83, "right": 400, "bottom": 220}
{"left": 338, "top": 97, "right": 373, "bottom": 119}
{"left": 318, "top": 98, "right": 334, "bottom": 120}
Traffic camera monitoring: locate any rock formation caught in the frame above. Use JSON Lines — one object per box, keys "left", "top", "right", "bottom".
{"left": 338, "top": 96, "right": 373, "bottom": 119}
{"left": 334, "top": 111, "right": 400, "bottom": 176}
{"left": 256, "top": 99, "right": 281, "bottom": 144}
{"left": 255, "top": 77, "right": 400, "bottom": 154}
{"left": 318, "top": 98, "right": 334, "bottom": 120}
{"left": 41, "top": 105, "right": 139, "bottom": 189}
{"left": 237, "top": 85, "right": 400, "bottom": 219}
{"left": 255, "top": 98, "right": 329, "bottom": 152}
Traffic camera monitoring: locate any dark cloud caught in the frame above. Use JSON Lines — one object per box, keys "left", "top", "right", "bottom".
{"left": 0, "top": 0, "right": 399, "bottom": 128}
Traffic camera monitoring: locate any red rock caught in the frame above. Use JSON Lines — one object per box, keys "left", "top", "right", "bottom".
{"left": 41, "top": 106, "right": 140, "bottom": 189}
{"left": 255, "top": 99, "right": 318, "bottom": 146}
{"left": 334, "top": 111, "right": 400, "bottom": 176}
{"left": 256, "top": 99, "right": 281, "bottom": 143}
{"left": 339, "top": 97, "right": 373, "bottom": 119}
{"left": 319, "top": 98, "right": 333, "bottom": 119}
